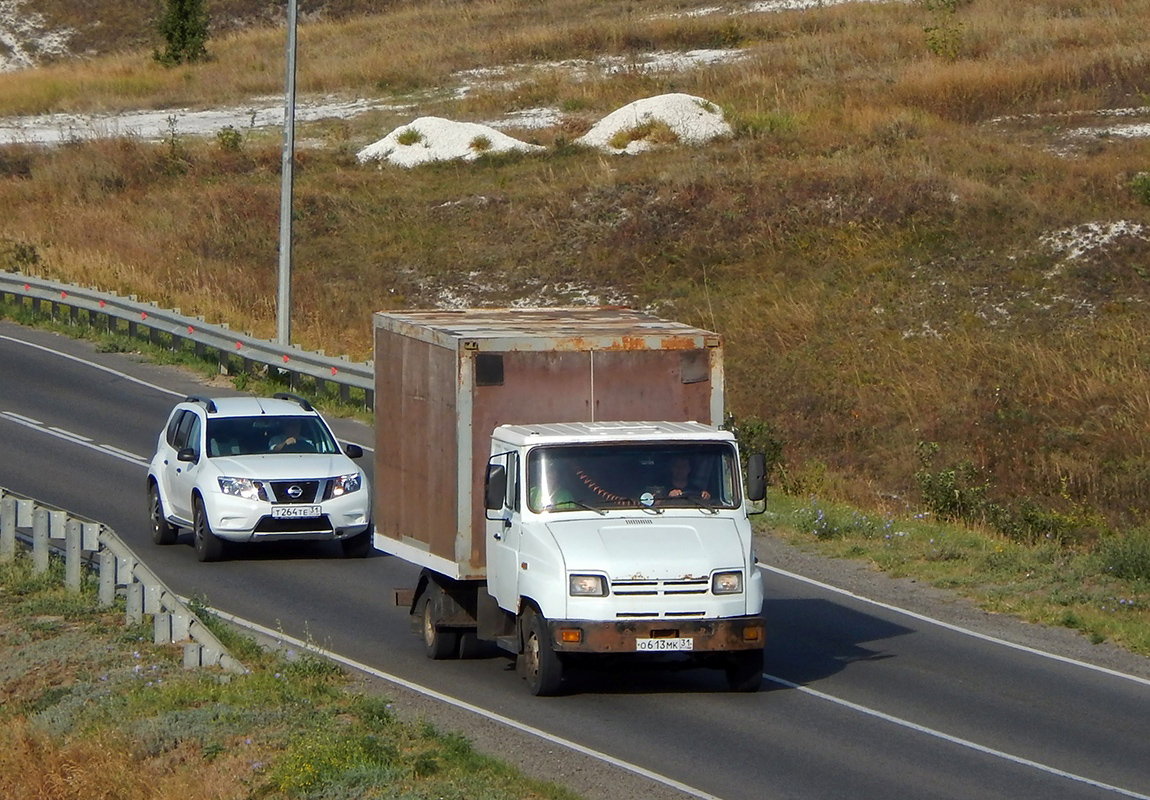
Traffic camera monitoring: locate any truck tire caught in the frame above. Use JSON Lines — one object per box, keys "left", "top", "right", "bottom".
{"left": 149, "top": 483, "right": 178, "bottom": 546}
{"left": 421, "top": 592, "right": 460, "bottom": 660}
{"left": 725, "top": 649, "right": 764, "bottom": 693}
{"left": 193, "top": 497, "right": 226, "bottom": 562}
{"left": 521, "top": 607, "right": 563, "bottom": 696}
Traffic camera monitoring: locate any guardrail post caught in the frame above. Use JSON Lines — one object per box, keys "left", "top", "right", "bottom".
{"left": 1, "top": 492, "right": 15, "bottom": 563}
{"left": 65, "top": 517, "right": 82, "bottom": 591}
{"left": 126, "top": 581, "right": 143, "bottom": 625}
{"left": 32, "top": 505, "right": 49, "bottom": 573}
{"left": 99, "top": 550, "right": 116, "bottom": 606}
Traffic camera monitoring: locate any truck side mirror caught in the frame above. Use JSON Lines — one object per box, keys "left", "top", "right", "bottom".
{"left": 485, "top": 464, "right": 507, "bottom": 512}
{"left": 746, "top": 453, "right": 767, "bottom": 503}
{"left": 343, "top": 443, "right": 364, "bottom": 459}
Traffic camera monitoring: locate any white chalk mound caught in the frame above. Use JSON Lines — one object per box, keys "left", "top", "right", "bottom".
{"left": 356, "top": 116, "right": 545, "bottom": 168}
{"left": 574, "top": 93, "right": 732, "bottom": 154}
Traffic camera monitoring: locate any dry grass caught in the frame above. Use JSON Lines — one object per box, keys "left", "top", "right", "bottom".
{"left": 4, "top": 0, "right": 1150, "bottom": 532}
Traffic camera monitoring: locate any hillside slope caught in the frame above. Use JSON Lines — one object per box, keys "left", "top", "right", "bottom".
{"left": 2, "top": 0, "right": 1150, "bottom": 540}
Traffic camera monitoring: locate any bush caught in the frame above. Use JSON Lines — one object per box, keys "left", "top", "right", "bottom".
{"left": 1098, "top": 529, "right": 1150, "bottom": 583}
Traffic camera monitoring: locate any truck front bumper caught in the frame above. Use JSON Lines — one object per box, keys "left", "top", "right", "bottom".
{"left": 546, "top": 615, "right": 764, "bottom": 654}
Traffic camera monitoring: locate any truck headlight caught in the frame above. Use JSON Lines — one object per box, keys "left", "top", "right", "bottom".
{"left": 331, "top": 472, "right": 362, "bottom": 496}
{"left": 218, "top": 477, "right": 267, "bottom": 502}
{"left": 569, "top": 574, "right": 608, "bottom": 597}
{"left": 712, "top": 571, "right": 743, "bottom": 595}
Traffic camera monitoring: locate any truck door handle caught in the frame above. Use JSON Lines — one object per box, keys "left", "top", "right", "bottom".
{"left": 493, "top": 531, "right": 502, "bottom": 540}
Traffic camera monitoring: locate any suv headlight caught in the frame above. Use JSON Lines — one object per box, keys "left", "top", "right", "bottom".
{"left": 712, "top": 571, "right": 743, "bottom": 595}
{"left": 331, "top": 472, "right": 362, "bottom": 496}
{"left": 569, "top": 574, "right": 608, "bottom": 597}
{"left": 218, "top": 477, "right": 267, "bottom": 502}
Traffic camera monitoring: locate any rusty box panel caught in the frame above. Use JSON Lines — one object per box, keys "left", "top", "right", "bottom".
{"left": 373, "top": 308, "right": 724, "bottom": 579}
{"left": 374, "top": 322, "right": 461, "bottom": 567}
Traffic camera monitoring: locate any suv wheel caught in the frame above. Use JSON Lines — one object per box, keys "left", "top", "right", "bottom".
{"left": 149, "top": 482, "right": 178, "bottom": 546}
{"left": 340, "top": 527, "right": 373, "bottom": 558}
{"left": 193, "top": 497, "right": 226, "bottom": 562}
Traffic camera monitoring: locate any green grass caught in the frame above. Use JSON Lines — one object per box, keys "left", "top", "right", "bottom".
{"left": 0, "top": 553, "right": 579, "bottom": 800}
{"left": 763, "top": 493, "right": 1150, "bottom": 657}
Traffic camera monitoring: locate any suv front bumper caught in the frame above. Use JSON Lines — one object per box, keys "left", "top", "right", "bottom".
{"left": 203, "top": 491, "right": 370, "bottom": 543}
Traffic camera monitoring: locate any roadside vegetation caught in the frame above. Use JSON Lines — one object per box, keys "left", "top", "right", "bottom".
{"left": 0, "top": 553, "right": 577, "bottom": 800}
{"left": 2, "top": 0, "right": 1150, "bottom": 652}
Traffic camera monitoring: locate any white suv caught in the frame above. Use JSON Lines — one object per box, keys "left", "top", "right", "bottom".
{"left": 146, "top": 393, "right": 372, "bottom": 561}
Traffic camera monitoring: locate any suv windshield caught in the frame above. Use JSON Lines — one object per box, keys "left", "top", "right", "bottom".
{"left": 526, "top": 442, "right": 740, "bottom": 512}
{"left": 206, "top": 415, "right": 339, "bottom": 457}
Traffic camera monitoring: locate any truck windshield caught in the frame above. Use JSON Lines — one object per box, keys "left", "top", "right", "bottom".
{"left": 526, "top": 442, "right": 741, "bottom": 512}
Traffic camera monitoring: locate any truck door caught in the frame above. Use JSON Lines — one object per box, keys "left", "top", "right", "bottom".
{"left": 485, "top": 450, "right": 522, "bottom": 612}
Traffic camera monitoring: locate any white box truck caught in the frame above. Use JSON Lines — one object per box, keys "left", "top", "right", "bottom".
{"left": 373, "top": 308, "right": 767, "bottom": 695}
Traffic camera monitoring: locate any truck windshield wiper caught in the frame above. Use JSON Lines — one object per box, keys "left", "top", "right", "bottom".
{"left": 544, "top": 499, "right": 607, "bottom": 515}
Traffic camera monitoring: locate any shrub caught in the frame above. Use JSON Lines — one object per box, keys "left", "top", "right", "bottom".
{"left": 1098, "top": 529, "right": 1150, "bottom": 583}
{"left": 914, "top": 442, "right": 987, "bottom": 523}
{"left": 154, "top": 0, "right": 209, "bottom": 66}
{"left": 1131, "top": 173, "right": 1150, "bottom": 206}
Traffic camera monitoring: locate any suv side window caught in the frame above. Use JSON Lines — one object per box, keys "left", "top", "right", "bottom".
{"left": 166, "top": 410, "right": 186, "bottom": 447}
{"left": 173, "top": 410, "right": 201, "bottom": 455}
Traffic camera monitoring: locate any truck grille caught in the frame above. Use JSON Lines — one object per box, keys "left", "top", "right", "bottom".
{"left": 610, "top": 577, "right": 710, "bottom": 596}
{"left": 610, "top": 577, "right": 709, "bottom": 618}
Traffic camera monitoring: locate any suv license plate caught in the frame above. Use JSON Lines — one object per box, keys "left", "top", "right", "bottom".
{"left": 272, "top": 505, "right": 322, "bottom": 519}
{"left": 636, "top": 637, "right": 693, "bottom": 652}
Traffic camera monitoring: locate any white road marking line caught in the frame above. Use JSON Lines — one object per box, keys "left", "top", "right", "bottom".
{"left": 765, "top": 672, "right": 1150, "bottom": 800}
{"left": 3, "top": 411, "right": 41, "bottom": 425}
{"left": 0, "top": 412, "right": 148, "bottom": 466}
{"left": 0, "top": 332, "right": 375, "bottom": 453}
{"left": 759, "top": 562, "right": 1150, "bottom": 688}
{"left": 205, "top": 607, "right": 723, "bottom": 800}
{"left": 50, "top": 426, "right": 91, "bottom": 441}
{"left": 0, "top": 333, "right": 185, "bottom": 397}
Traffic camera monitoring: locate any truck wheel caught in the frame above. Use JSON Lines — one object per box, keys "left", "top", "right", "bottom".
{"left": 421, "top": 593, "right": 460, "bottom": 660}
{"left": 193, "top": 497, "right": 226, "bottom": 562}
{"left": 725, "top": 649, "right": 764, "bottom": 693}
{"left": 149, "top": 483, "right": 178, "bottom": 546}
{"left": 521, "top": 608, "right": 563, "bottom": 696}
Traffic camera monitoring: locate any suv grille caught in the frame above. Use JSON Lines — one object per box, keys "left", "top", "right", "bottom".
{"left": 267, "top": 480, "right": 321, "bottom": 504}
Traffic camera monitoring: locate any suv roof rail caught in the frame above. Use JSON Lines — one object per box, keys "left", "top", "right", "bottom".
{"left": 185, "top": 395, "right": 218, "bottom": 413}
{"left": 273, "top": 392, "right": 314, "bottom": 412}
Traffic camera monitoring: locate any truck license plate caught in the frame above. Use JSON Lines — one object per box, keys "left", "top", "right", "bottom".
{"left": 636, "top": 637, "right": 694, "bottom": 652}
{"left": 271, "top": 505, "right": 322, "bottom": 519}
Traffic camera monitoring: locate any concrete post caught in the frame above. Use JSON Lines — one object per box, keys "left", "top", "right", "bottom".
{"left": 65, "top": 517, "right": 82, "bottom": 591}
{"left": 32, "top": 506, "right": 49, "bottom": 573}
{"left": 0, "top": 493, "right": 14, "bottom": 563}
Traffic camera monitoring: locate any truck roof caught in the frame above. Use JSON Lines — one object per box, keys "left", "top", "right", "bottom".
{"left": 373, "top": 307, "right": 721, "bottom": 352}
{"left": 494, "top": 420, "right": 735, "bottom": 446}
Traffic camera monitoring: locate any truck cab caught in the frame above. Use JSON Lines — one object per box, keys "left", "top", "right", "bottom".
{"left": 483, "top": 421, "right": 766, "bottom": 694}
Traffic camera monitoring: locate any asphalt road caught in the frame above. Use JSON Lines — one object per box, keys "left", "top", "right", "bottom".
{"left": 3, "top": 319, "right": 1149, "bottom": 800}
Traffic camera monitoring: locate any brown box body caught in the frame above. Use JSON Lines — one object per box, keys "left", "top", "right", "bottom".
{"left": 372, "top": 308, "right": 724, "bottom": 580}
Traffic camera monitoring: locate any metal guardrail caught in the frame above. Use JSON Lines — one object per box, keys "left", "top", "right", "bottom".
{"left": 0, "top": 270, "right": 374, "bottom": 409}
{"left": 0, "top": 485, "right": 245, "bottom": 673}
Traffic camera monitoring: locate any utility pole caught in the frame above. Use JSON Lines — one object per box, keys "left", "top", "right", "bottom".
{"left": 276, "top": 0, "right": 298, "bottom": 347}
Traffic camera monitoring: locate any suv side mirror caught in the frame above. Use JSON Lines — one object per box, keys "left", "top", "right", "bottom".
{"left": 177, "top": 447, "right": 198, "bottom": 464}
{"left": 746, "top": 453, "right": 767, "bottom": 503}
{"left": 485, "top": 464, "right": 507, "bottom": 512}
{"left": 343, "top": 443, "right": 364, "bottom": 459}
